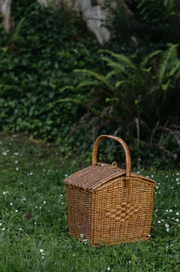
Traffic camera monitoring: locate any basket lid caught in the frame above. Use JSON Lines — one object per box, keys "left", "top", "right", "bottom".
{"left": 64, "top": 135, "right": 156, "bottom": 191}
{"left": 64, "top": 163, "right": 156, "bottom": 192}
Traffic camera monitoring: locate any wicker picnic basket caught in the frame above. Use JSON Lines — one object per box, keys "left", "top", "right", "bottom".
{"left": 64, "top": 135, "right": 156, "bottom": 246}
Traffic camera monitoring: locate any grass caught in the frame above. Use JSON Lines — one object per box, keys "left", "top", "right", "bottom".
{"left": 0, "top": 132, "right": 180, "bottom": 271}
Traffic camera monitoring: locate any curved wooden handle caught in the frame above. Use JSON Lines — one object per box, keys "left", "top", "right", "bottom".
{"left": 92, "top": 135, "right": 131, "bottom": 184}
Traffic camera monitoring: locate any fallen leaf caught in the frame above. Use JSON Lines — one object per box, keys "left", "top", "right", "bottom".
{"left": 28, "top": 212, "right": 32, "bottom": 220}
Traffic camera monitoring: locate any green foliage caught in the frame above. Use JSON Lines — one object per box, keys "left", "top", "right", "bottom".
{"left": 103, "top": 0, "right": 180, "bottom": 55}
{"left": 1, "top": 1, "right": 180, "bottom": 168}
{"left": 61, "top": 44, "right": 180, "bottom": 168}
{"left": 0, "top": 1, "right": 102, "bottom": 140}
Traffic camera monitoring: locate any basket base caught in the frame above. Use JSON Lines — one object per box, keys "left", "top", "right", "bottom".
{"left": 69, "top": 232, "right": 150, "bottom": 247}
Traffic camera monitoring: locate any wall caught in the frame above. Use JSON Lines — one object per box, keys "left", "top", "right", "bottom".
{"left": 0, "top": 0, "right": 12, "bottom": 32}
{"left": 1, "top": 0, "right": 132, "bottom": 45}
{"left": 37, "top": 0, "right": 111, "bottom": 44}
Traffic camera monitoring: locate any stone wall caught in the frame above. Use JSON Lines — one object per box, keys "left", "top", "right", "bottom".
{"left": 0, "top": 0, "right": 132, "bottom": 44}
{"left": 37, "top": 0, "right": 111, "bottom": 44}
{"left": 0, "top": 0, "right": 12, "bottom": 32}
{"left": 37, "top": 0, "right": 133, "bottom": 45}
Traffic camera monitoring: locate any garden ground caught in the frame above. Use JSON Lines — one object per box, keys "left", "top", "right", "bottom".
{"left": 0, "top": 132, "right": 180, "bottom": 272}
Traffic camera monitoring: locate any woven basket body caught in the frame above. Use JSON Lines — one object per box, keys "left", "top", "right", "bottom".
{"left": 64, "top": 135, "right": 156, "bottom": 245}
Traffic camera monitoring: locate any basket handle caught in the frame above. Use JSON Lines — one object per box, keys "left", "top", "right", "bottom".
{"left": 92, "top": 135, "right": 131, "bottom": 186}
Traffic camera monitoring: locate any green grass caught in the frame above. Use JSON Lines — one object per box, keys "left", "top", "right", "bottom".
{"left": 0, "top": 133, "right": 180, "bottom": 271}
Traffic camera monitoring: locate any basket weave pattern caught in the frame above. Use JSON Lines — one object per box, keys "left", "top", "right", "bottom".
{"left": 64, "top": 135, "right": 156, "bottom": 245}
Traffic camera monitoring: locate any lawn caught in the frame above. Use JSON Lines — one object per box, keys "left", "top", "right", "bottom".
{"left": 0, "top": 133, "right": 180, "bottom": 272}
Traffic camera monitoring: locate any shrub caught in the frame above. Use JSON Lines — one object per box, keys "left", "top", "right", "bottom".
{"left": 60, "top": 44, "right": 180, "bottom": 168}
{"left": 103, "top": 0, "right": 180, "bottom": 55}
{"left": 0, "top": 1, "right": 102, "bottom": 141}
